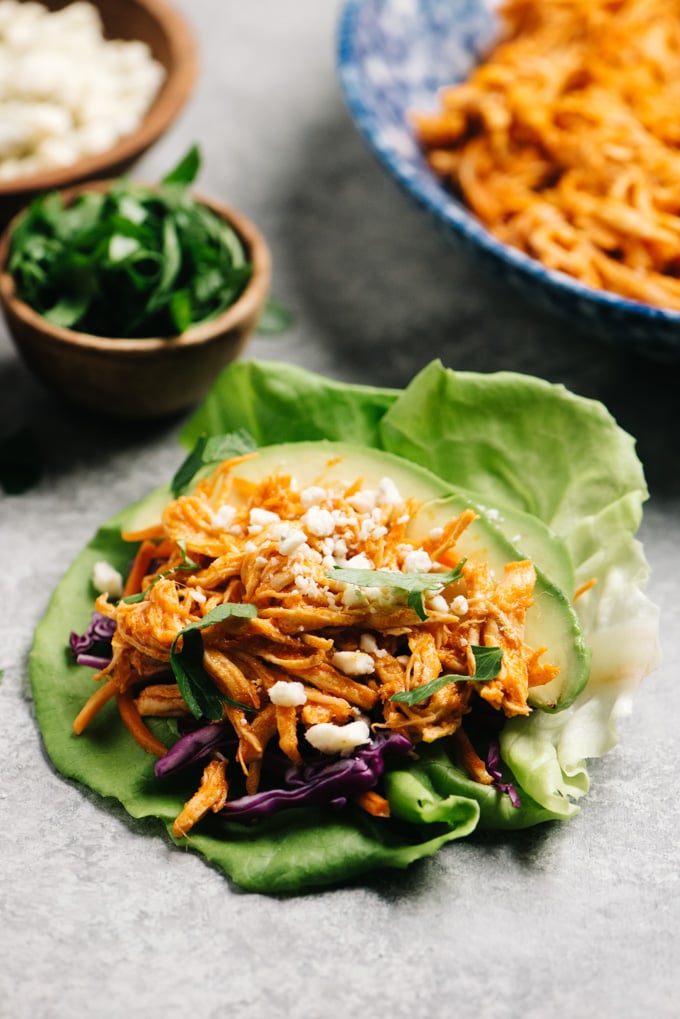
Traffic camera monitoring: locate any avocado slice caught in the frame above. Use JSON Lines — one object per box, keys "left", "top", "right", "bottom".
{"left": 227, "top": 441, "right": 590, "bottom": 711}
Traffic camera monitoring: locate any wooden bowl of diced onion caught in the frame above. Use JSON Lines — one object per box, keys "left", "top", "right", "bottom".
{"left": 0, "top": 0, "right": 198, "bottom": 226}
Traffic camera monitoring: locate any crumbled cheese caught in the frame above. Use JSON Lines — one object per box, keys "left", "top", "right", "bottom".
{"left": 299, "top": 485, "right": 326, "bottom": 508}
{"left": 268, "top": 680, "right": 307, "bottom": 707}
{"left": 347, "top": 489, "right": 377, "bottom": 514}
{"left": 359, "top": 633, "right": 388, "bottom": 657}
{"left": 341, "top": 585, "right": 365, "bottom": 607}
{"left": 332, "top": 650, "right": 375, "bottom": 676}
{"left": 427, "top": 594, "right": 449, "bottom": 614}
{"left": 278, "top": 528, "right": 307, "bottom": 556}
{"left": 429, "top": 526, "right": 444, "bottom": 540}
{"left": 92, "top": 560, "right": 123, "bottom": 598}
{"left": 376, "top": 476, "right": 402, "bottom": 506}
{"left": 211, "top": 504, "right": 236, "bottom": 530}
{"left": 403, "top": 548, "right": 433, "bottom": 573}
{"left": 451, "top": 595, "right": 469, "bottom": 615}
{"left": 332, "top": 538, "right": 348, "bottom": 562}
{"left": 248, "top": 508, "right": 280, "bottom": 534}
{"left": 301, "top": 506, "right": 336, "bottom": 537}
{"left": 305, "top": 719, "right": 371, "bottom": 756}
{"left": 346, "top": 553, "right": 373, "bottom": 569}
{"left": 295, "top": 574, "right": 322, "bottom": 599}
{"left": 0, "top": 0, "right": 166, "bottom": 180}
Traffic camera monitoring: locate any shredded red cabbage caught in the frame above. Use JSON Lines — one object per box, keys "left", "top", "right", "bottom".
{"left": 156, "top": 726, "right": 412, "bottom": 821}
{"left": 217, "top": 731, "right": 413, "bottom": 821}
{"left": 486, "top": 737, "right": 522, "bottom": 808}
{"left": 69, "top": 612, "right": 116, "bottom": 670}
{"left": 154, "top": 721, "right": 236, "bottom": 777}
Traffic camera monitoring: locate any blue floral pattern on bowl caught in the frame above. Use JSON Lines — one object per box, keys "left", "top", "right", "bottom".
{"left": 337, "top": 0, "right": 680, "bottom": 359}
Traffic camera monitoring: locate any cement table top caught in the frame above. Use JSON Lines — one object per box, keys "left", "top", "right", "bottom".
{"left": 1, "top": 3, "right": 678, "bottom": 1017}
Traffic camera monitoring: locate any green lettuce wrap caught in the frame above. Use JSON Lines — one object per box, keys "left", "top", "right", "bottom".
{"left": 30, "top": 360, "right": 659, "bottom": 892}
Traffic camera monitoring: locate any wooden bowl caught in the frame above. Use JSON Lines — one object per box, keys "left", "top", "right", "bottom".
{"left": 0, "top": 184, "right": 272, "bottom": 420}
{"left": 0, "top": 0, "right": 198, "bottom": 227}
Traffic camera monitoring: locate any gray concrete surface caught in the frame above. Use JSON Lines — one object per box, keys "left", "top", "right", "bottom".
{"left": 1, "top": 2, "right": 678, "bottom": 1017}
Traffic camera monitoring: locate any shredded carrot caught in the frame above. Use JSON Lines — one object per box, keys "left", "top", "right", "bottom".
{"left": 574, "top": 577, "right": 598, "bottom": 600}
{"left": 115, "top": 690, "right": 168, "bottom": 757}
{"left": 354, "top": 790, "right": 391, "bottom": 818}
{"left": 72, "top": 678, "right": 117, "bottom": 734}
{"left": 121, "top": 523, "right": 165, "bottom": 542}
{"left": 122, "top": 539, "right": 161, "bottom": 597}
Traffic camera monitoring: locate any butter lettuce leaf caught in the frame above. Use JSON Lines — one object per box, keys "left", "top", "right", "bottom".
{"left": 180, "top": 358, "right": 658, "bottom": 819}
{"left": 30, "top": 359, "right": 658, "bottom": 892}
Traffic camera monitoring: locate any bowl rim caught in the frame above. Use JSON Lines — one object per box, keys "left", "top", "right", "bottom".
{"left": 0, "top": 180, "right": 272, "bottom": 351}
{"left": 336, "top": 0, "right": 680, "bottom": 329}
{"left": 0, "top": 0, "right": 198, "bottom": 199}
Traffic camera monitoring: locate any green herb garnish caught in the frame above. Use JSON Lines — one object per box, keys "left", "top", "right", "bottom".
{"left": 327, "top": 560, "right": 466, "bottom": 620}
{"left": 327, "top": 562, "right": 465, "bottom": 592}
{"left": 390, "top": 646, "right": 503, "bottom": 705}
{"left": 170, "top": 429, "right": 258, "bottom": 497}
{"left": 256, "top": 297, "right": 294, "bottom": 335}
{"left": 8, "top": 145, "right": 252, "bottom": 338}
{"left": 170, "top": 602, "right": 258, "bottom": 719}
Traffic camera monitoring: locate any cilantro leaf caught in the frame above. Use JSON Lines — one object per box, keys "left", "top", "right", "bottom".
{"left": 256, "top": 297, "right": 294, "bottom": 335}
{"left": 390, "top": 646, "right": 503, "bottom": 705}
{"left": 170, "top": 603, "right": 258, "bottom": 719}
{"left": 161, "top": 144, "right": 201, "bottom": 186}
{"left": 170, "top": 429, "right": 258, "bottom": 497}
{"left": 327, "top": 561, "right": 466, "bottom": 617}
{"left": 327, "top": 561, "right": 465, "bottom": 594}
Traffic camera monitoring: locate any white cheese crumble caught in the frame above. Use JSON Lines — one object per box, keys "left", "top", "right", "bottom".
{"left": 299, "top": 485, "right": 326, "bottom": 508}
{"left": 248, "top": 508, "right": 280, "bottom": 534}
{"left": 345, "top": 553, "right": 373, "bottom": 569}
{"left": 427, "top": 594, "right": 449, "bottom": 614}
{"left": 268, "top": 680, "right": 307, "bottom": 707}
{"left": 305, "top": 719, "right": 371, "bottom": 756}
{"left": 451, "top": 595, "right": 469, "bottom": 615}
{"left": 0, "top": 0, "right": 166, "bottom": 180}
{"left": 331, "top": 650, "right": 375, "bottom": 676}
{"left": 376, "top": 476, "right": 402, "bottom": 506}
{"left": 211, "top": 504, "right": 236, "bottom": 530}
{"left": 347, "top": 489, "right": 377, "bottom": 514}
{"left": 92, "top": 560, "right": 123, "bottom": 598}
{"left": 301, "top": 506, "right": 336, "bottom": 537}
{"left": 403, "top": 548, "right": 433, "bottom": 573}
{"left": 277, "top": 528, "right": 307, "bottom": 556}
{"left": 359, "top": 633, "right": 388, "bottom": 657}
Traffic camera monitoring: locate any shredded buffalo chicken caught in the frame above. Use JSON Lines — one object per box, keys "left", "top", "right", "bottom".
{"left": 74, "top": 453, "right": 558, "bottom": 836}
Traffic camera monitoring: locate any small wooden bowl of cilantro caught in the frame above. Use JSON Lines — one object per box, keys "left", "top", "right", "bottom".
{"left": 0, "top": 147, "right": 271, "bottom": 419}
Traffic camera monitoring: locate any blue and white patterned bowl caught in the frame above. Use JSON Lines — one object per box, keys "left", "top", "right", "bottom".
{"left": 337, "top": 0, "right": 680, "bottom": 360}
